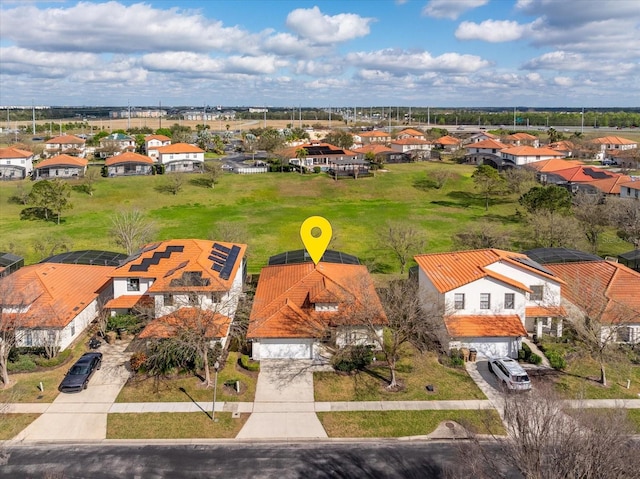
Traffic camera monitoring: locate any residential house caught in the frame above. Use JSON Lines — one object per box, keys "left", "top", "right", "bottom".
{"left": 0, "top": 263, "right": 114, "bottom": 351}
{"left": 467, "top": 132, "right": 499, "bottom": 144}
{"left": 591, "top": 136, "right": 638, "bottom": 161}
{"left": 524, "top": 158, "right": 584, "bottom": 184}
{"left": 620, "top": 180, "right": 640, "bottom": 200}
{"left": 503, "top": 132, "right": 539, "bottom": 148}
{"left": 278, "top": 142, "right": 365, "bottom": 174}
{"left": 580, "top": 174, "right": 632, "bottom": 196}
{"left": 547, "top": 140, "right": 576, "bottom": 158}
{"left": 414, "top": 249, "right": 565, "bottom": 358}
{"left": 389, "top": 138, "right": 433, "bottom": 156}
{"left": 354, "top": 130, "right": 391, "bottom": 146}
{"left": 0, "top": 147, "right": 34, "bottom": 180}
{"left": 464, "top": 139, "right": 509, "bottom": 166}
{"left": 104, "top": 152, "right": 155, "bottom": 177}
{"left": 352, "top": 144, "right": 408, "bottom": 164}
{"left": 106, "top": 239, "right": 247, "bottom": 348}
{"left": 44, "top": 134, "right": 86, "bottom": 158}
{"left": 247, "top": 261, "right": 387, "bottom": 360}
{"left": 542, "top": 165, "right": 619, "bottom": 192}
{"left": 98, "top": 132, "right": 136, "bottom": 159}
{"left": 500, "top": 146, "right": 565, "bottom": 166}
{"left": 156, "top": 143, "right": 205, "bottom": 173}
{"left": 607, "top": 148, "right": 640, "bottom": 169}
{"left": 433, "top": 135, "right": 462, "bottom": 152}
{"left": 34, "top": 154, "right": 88, "bottom": 179}
{"left": 145, "top": 134, "right": 172, "bottom": 160}
{"left": 396, "top": 128, "right": 426, "bottom": 141}
{"left": 546, "top": 261, "right": 640, "bottom": 344}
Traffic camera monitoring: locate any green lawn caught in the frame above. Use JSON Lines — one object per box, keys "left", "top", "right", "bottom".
{"left": 314, "top": 349, "right": 485, "bottom": 401}
{"left": 0, "top": 162, "right": 518, "bottom": 274}
{"left": 107, "top": 412, "right": 247, "bottom": 439}
{"left": 317, "top": 410, "right": 504, "bottom": 438}
{"left": 115, "top": 352, "right": 257, "bottom": 403}
{"left": 537, "top": 339, "right": 640, "bottom": 400}
{"left": 0, "top": 414, "right": 40, "bottom": 440}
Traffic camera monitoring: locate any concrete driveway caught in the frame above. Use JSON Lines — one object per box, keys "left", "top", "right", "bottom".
{"left": 12, "top": 340, "right": 132, "bottom": 442}
{"left": 236, "top": 359, "right": 328, "bottom": 439}
{"left": 465, "top": 359, "right": 506, "bottom": 419}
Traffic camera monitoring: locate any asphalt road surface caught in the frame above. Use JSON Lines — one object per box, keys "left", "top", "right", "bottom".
{"left": 0, "top": 441, "right": 518, "bottom": 479}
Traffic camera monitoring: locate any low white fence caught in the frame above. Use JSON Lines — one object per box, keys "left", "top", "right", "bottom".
{"left": 234, "top": 166, "right": 268, "bottom": 174}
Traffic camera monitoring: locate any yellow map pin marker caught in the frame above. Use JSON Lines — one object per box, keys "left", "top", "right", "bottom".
{"left": 300, "top": 216, "right": 332, "bottom": 266}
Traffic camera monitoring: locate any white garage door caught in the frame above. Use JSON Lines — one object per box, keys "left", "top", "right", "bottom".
{"left": 259, "top": 339, "right": 314, "bottom": 359}
{"left": 461, "top": 338, "right": 516, "bottom": 359}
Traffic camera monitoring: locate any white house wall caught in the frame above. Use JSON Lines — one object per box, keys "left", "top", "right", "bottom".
{"left": 444, "top": 278, "right": 525, "bottom": 318}
{"left": 335, "top": 326, "right": 383, "bottom": 348}
{"left": 113, "top": 277, "right": 153, "bottom": 298}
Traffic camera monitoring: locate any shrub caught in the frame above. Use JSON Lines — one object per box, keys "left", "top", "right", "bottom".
{"left": 331, "top": 345, "right": 374, "bottom": 373}
{"left": 7, "top": 354, "right": 37, "bottom": 372}
{"left": 224, "top": 378, "right": 239, "bottom": 387}
{"left": 34, "top": 349, "right": 71, "bottom": 368}
{"left": 546, "top": 350, "right": 566, "bottom": 370}
{"left": 107, "top": 314, "right": 143, "bottom": 334}
{"left": 528, "top": 353, "right": 543, "bottom": 365}
{"left": 129, "top": 351, "right": 147, "bottom": 372}
{"left": 239, "top": 354, "right": 260, "bottom": 372}
{"left": 313, "top": 166, "right": 322, "bottom": 174}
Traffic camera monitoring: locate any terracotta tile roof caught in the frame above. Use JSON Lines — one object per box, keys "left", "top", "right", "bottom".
{"left": 471, "top": 132, "right": 498, "bottom": 139}
{"left": 138, "top": 307, "right": 231, "bottom": 339}
{"left": 352, "top": 144, "right": 394, "bottom": 154}
{"left": 35, "top": 154, "right": 88, "bottom": 169}
{"left": 548, "top": 140, "right": 575, "bottom": 152}
{"left": 465, "top": 139, "right": 508, "bottom": 150}
{"left": 551, "top": 166, "right": 618, "bottom": 182}
{"left": 591, "top": 136, "right": 637, "bottom": 146}
{"left": 546, "top": 261, "right": 640, "bottom": 324}
{"left": 525, "top": 305, "right": 566, "bottom": 317}
{"left": 45, "top": 135, "right": 85, "bottom": 145}
{"left": 0, "top": 147, "right": 33, "bottom": 159}
{"left": 391, "top": 138, "right": 432, "bottom": 145}
{"left": 620, "top": 180, "right": 640, "bottom": 189}
{"left": 156, "top": 143, "right": 204, "bottom": 154}
{"left": 505, "top": 133, "right": 537, "bottom": 141}
{"left": 445, "top": 314, "right": 527, "bottom": 337}
{"left": 397, "top": 128, "right": 425, "bottom": 137}
{"left": 144, "top": 134, "right": 171, "bottom": 142}
{"left": 113, "top": 239, "right": 247, "bottom": 293}
{"left": 414, "top": 249, "right": 562, "bottom": 293}
{"left": 104, "top": 294, "right": 153, "bottom": 310}
{"left": 525, "top": 158, "right": 584, "bottom": 172}
{"left": 501, "top": 146, "right": 564, "bottom": 157}
{"left": 0, "top": 263, "right": 113, "bottom": 328}
{"left": 248, "top": 262, "right": 387, "bottom": 339}
{"left": 277, "top": 142, "right": 358, "bottom": 159}
{"left": 435, "top": 135, "right": 461, "bottom": 145}
{"left": 588, "top": 175, "right": 632, "bottom": 194}
{"left": 358, "top": 130, "right": 391, "bottom": 138}
{"left": 105, "top": 152, "right": 155, "bottom": 166}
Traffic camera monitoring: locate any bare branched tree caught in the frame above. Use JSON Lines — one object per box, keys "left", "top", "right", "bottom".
{"left": 453, "top": 220, "right": 512, "bottom": 250}
{"left": 573, "top": 191, "right": 610, "bottom": 254}
{"left": 608, "top": 196, "right": 640, "bottom": 249}
{"left": 454, "top": 384, "right": 640, "bottom": 479}
{"left": 110, "top": 209, "right": 157, "bottom": 255}
{"left": 378, "top": 221, "right": 426, "bottom": 274}
{"left": 525, "top": 210, "right": 582, "bottom": 249}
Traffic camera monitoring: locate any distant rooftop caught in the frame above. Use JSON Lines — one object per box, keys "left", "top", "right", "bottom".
{"left": 40, "top": 250, "right": 128, "bottom": 267}
{"left": 268, "top": 249, "right": 361, "bottom": 266}
{"left": 522, "top": 247, "right": 601, "bottom": 265}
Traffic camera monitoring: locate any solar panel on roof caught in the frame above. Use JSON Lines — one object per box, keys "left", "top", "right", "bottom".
{"left": 129, "top": 245, "right": 184, "bottom": 272}
{"left": 210, "top": 243, "right": 241, "bottom": 280}
{"left": 163, "top": 260, "right": 189, "bottom": 278}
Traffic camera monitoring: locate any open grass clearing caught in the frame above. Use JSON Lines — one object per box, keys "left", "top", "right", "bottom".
{"left": 0, "top": 414, "right": 40, "bottom": 440}
{"left": 314, "top": 348, "right": 485, "bottom": 402}
{"left": 317, "top": 410, "right": 504, "bottom": 438}
{"left": 563, "top": 408, "right": 640, "bottom": 434}
{"left": 536, "top": 339, "right": 640, "bottom": 400}
{"left": 107, "top": 412, "right": 247, "bottom": 439}
{"left": 0, "top": 335, "right": 92, "bottom": 403}
{"left": 115, "top": 352, "right": 257, "bottom": 403}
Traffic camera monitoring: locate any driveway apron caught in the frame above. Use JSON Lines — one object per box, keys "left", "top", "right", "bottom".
{"left": 12, "top": 340, "right": 131, "bottom": 442}
{"left": 236, "top": 359, "right": 328, "bottom": 439}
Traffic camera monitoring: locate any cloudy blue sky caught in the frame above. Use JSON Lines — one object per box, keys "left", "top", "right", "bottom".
{"left": 1, "top": 0, "right": 639, "bottom": 108}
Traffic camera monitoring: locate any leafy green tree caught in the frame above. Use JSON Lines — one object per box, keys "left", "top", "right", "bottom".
{"left": 472, "top": 165, "right": 507, "bottom": 211}
{"left": 28, "top": 179, "right": 72, "bottom": 224}
{"left": 256, "top": 128, "right": 284, "bottom": 152}
{"left": 201, "top": 162, "right": 223, "bottom": 188}
{"left": 518, "top": 185, "right": 572, "bottom": 214}
{"left": 155, "top": 127, "right": 172, "bottom": 138}
{"left": 295, "top": 147, "right": 308, "bottom": 174}
{"left": 169, "top": 123, "right": 193, "bottom": 143}
{"left": 324, "top": 130, "right": 354, "bottom": 150}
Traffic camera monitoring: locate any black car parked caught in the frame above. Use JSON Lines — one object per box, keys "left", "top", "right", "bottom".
{"left": 58, "top": 352, "right": 102, "bottom": 393}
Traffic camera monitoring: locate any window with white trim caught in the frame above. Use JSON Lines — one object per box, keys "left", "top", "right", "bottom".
{"left": 530, "top": 285, "right": 544, "bottom": 301}
{"left": 480, "top": 293, "right": 491, "bottom": 310}
{"left": 504, "top": 293, "right": 515, "bottom": 309}
{"left": 454, "top": 293, "right": 465, "bottom": 310}
{"left": 127, "top": 278, "right": 140, "bottom": 292}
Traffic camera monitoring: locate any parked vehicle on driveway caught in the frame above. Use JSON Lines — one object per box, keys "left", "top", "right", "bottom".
{"left": 488, "top": 357, "right": 531, "bottom": 391}
{"left": 58, "top": 352, "right": 102, "bottom": 393}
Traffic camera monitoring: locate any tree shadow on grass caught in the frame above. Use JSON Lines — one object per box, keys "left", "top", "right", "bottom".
{"left": 189, "top": 177, "right": 214, "bottom": 188}
{"left": 413, "top": 178, "right": 438, "bottom": 191}
{"left": 179, "top": 386, "right": 212, "bottom": 419}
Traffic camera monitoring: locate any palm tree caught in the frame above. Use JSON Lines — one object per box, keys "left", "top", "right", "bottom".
{"left": 296, "top": 147, "right": 308, "bottom": 175}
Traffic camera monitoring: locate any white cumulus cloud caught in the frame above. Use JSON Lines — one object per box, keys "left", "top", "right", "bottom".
{"left": 346, "top": 49, "right": 490, "bottom": 74}
{"left": 286, "top": 6, "right": 374, "bottom": 44}
{"left": 456, "top": 20, "right": 532, "bottom": 42}
{"left": 422, "top": 0, "right": 488, "bottom": 20}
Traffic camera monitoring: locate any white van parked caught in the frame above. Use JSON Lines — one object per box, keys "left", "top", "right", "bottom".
{"left": 488, "top": 357, "right": 532, "bottom": 391}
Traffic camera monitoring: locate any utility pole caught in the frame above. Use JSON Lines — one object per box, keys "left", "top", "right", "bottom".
{"left": 159, "top": 100, "right": 162, "bottom": 130}
{"left": 32, "top": 101, "right": 36, "bottom": 135}
{"left": 581, "top": 107, "right": 584, "bottom": 134}
{"left": 427, "top": 106, "right": 430, "bottom": 126}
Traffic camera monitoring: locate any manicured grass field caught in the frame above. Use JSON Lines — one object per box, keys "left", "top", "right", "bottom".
{"left": 115, "top": 352, "right": 257, "bottom": 403}
{"left": 317, "top": 410, "right": 504, "bottom": 438}
{"left": 0, "top": 413, "right": 40, "bottom": 440}
{"left": 0, "top": 162, "right": 514, "bottom": 273}
{"left": 314, "top": 349, "right": 485, "bottom": 401}
{"left": 107, "top": 412, "right": 247, "bottom": 439}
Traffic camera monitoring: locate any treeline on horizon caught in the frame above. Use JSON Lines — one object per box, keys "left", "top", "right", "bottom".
{"left": 3, "top": 106, "right": 640, "bottom": 129}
